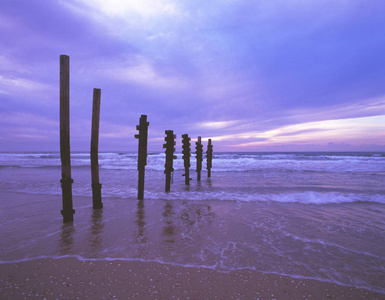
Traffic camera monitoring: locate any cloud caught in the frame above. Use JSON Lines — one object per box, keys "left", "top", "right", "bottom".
{"left": 69, "top": 0, "right": 180, "bottom": 18}
{"left": 0, "top": 0, "right": 385, "bottom": 151}
{"left": 100, "top": 56, "right": 190, "bottom": 90}
{"left": 195, "top": 120, "right": 240, "bottom": 130}
{"left": 0, "top": 75, "right": 53, "bottom": 95}
{"left": 215, "top": 115, "right": 385, "bottom": 150}
{"left": 0, "top": 111, "right": 58, "bottom": 151}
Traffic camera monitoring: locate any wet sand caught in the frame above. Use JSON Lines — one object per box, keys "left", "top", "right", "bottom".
{"left": 0, "top": 257, "right": 383, "bottom": 299}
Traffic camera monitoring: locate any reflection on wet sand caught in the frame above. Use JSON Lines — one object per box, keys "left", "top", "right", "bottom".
{"left": 179, "top": 202, "right": 213, "bottom": 228}
{"left": 90, "top": 209, "right": 104, "bottom": 254}
{"left": 134, "top": 200, "right": 151, "bottom": 257}
{"left": 162, "top": 201, "right": 175, "bottom": 243}
{"left": 161, "top": 200, "right": 214, "bottom": 247}
{"left": 136, "top": 200, "right": 147, "bottom": 244}
{"left": 60, "top": 200, "right": 215, "bottom": 261}
{"left": 60, "top": 223, "right": 74, "bottom": 255}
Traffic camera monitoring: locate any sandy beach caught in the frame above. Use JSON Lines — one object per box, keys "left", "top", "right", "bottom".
{"left": 0, "top": 257, "right": 383, "bottom": 299}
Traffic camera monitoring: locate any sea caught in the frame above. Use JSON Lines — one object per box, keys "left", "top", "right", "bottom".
{"left": 0, "top": 151, "right": 384, "bottom": 294}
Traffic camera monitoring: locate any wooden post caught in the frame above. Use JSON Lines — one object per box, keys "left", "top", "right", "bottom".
{"left": 195, "top": 136, "right": 203, "bottom": 181}
{"left": 135, "top": 115, "right": 149, "bottom": 200}
{"left": 91, "top": 88, "right": 103, "bottom": 209}
{"left": 182, "top": 134, "right": 192, "bottom": 185}
{"left": 206, "top": 139, "right": 213, "bottom": 178}
{"left": 163, "top": 130, "right": 176, "bottom": 192}
{"left": 60, "top": 55, "right": 75, "bottom": 222}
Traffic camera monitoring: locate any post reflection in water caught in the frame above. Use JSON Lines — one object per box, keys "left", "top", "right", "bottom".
{"left": 179, "top": 202, "right": 213, "bottom": 228}
{"left": 89, "top": 209, "right": 104, "bottom": 255}
{"left": 135, "top": 200, "right": 147, "bottom": 244}
{"left": 162, "top": 201, "right": 175, "bottom": 243}
{"left": 205, "top": 178, "right": 212, "bottom": 187}
{"left": 60, "top": 222, "right": 74, "bottom": 255}
{"left": 58, "top": 199, "right": 215, "bottom": 262}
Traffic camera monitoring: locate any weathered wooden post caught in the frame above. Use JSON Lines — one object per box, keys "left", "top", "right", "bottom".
{"left": 163, "top": 130, "right": 177, "bottom": 192}
{"left": 195, "top": 136, "right": 203, "bottom": 181}
{"left": 206, "top": 139, "right": 213, "bottom": 178}
{"left": 60, "top": 54, "right": 75, "bottom": 222}
{"left": 135, "top": 115, "right": 149, "bottom": 200}
{"left": 90, "top": 88, "right": 103, "bottom": 209}
{"left": 182, "top": 134, "right": 192, "bottom": 185}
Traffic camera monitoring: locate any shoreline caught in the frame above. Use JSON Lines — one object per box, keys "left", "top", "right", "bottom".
{"left": 1, "top": 257, "right": 383, "bottom": 299}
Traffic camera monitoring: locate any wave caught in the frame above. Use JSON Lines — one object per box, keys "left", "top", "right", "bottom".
{"left": 1, "top": 152, "right": 384, "bottom": 171}
{"left": 270, "top": 191, "right": 385, "bottom": 205}
{"left": 0, "top": 164, "right": 92, "bottom": 169}
{"left": 2, "top": 186, "right": 383, "bottom": 205}
{"left": 102, "top": 190, "right": 385, "bottom": 205}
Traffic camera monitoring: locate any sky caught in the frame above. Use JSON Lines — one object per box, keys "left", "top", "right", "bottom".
{"left": 0, "top": 0, "right": 384, "bottom": 152}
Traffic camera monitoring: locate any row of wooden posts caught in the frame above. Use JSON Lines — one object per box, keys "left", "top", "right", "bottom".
{"left": 59, "top": 55, "right": 213, "bottom": 223}
{"left": 136, "top": 115, "right": 214, "bottom": 198}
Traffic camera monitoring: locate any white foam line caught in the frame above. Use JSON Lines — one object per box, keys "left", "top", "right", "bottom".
{"left": 0, "top": 255, "right": 218, "bottom": 271}
{"left": 279, "top": 231, "right": 385, "bottom": 260}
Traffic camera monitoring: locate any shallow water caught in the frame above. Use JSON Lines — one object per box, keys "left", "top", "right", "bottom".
{"left": 0, "top": 152, "right": 384, "bottom": 293}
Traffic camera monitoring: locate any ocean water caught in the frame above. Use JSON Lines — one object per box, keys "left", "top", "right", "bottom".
{"left": 0, "top": 152, "right": 384, "bottom": 293}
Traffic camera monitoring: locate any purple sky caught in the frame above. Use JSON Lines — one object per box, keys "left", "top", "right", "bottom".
{"left": 1, "top": 0, "right": 384, "bottom": 152}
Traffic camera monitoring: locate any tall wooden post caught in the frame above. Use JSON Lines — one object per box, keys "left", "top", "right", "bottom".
{"left": 91, "top": 88, "right": 103, "bottom": 209}
{"left": 135, "top": 115, "right": 149, "bottom": 200}
{"left": 163, "top": 130, "right": 177, "bottom": 192}
{"left": 60, "top": 55, "right": 75, "bottom": 222}
{"left": 182, "top": 134, "right": 192, "bottom": 185}
{"left": 206, "top": 139, "right": 213, "bottom": 178}
{"left": 195, "top": 136, "right": 203, "bottom": 181}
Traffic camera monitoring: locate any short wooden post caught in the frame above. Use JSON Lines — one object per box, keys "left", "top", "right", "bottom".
{"left": 60, "top": 55, "right": 75, "bottom": 222}
{"left": 91, "top": 88, "right": 103, "bottom": 209}
{"left": 206, "top": 139, "right": 213, "bottom": 178}
{"left": 135, "top": 115, "right": 149, "bottom": 200}
{"left": 195, "top": 136, "right": 203, "bottom": 181}
{"left": 182, "top": 134, "right": 192, "bottom": 185}
{"left": 163, "top": 130, "right": 177, "bottom": 192}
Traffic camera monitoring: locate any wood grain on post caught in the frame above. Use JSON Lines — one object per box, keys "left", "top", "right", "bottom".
{"left": 60, "top": 55, "right": 75, "bottom": 222}
{"left": 196, "top": 136, "right": 203, "bottom": 181}
{"left": 164, "top": 130, "right": 176, "bottom": 192}
{"left": 182, "top": 134, "right": 191, "bottom": 185}
{"left": 135, "top": 115, "right": 149, "bottom": 200}
{"left": 207, "top": 138, "right": 213, "bottom": 178}
{"left": 91, "top": 88, "right": 103, "bottom": 209}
